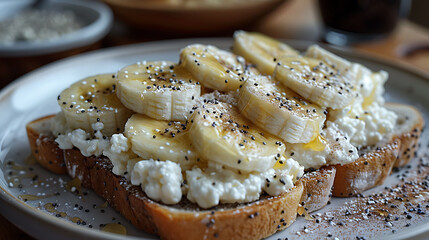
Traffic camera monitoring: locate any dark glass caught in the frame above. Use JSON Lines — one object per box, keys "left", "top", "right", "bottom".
{"left": 318, "top": 0, "right": 409, "bottom": 45}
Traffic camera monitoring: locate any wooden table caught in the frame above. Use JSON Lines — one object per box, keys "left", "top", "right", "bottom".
{"left": 254, "top": 0, "right": 429, "bottom": 76}
{"left": 1, "top": 0, "right": 428, "bottom": 238}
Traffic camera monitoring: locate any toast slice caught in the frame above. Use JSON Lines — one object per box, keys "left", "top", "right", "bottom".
{"left": 27, "top": 115, "right": 334, "bottom": 239}
{"left": 385, "top": 103, "right": 425, "bottom": 168}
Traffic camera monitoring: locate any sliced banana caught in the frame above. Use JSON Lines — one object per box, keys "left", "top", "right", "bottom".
{"left": 57, "top": 74, "right": 133, "bottom": 136}
{"left": 124, "top": 113, "right": 198, "bottom": 170}
{"left": 233, "top": 30, "right": 299, "bottom": 75}
{"left": 274, "top": 56, "right": 355, "bottom": 109}
{"left": 180, "top": 44, "right": 254, "bottom": 91}
{"left": 116, "top": 61, "right": 201, "bottom": 121}
{"left": 188, "top": 101, "right": 286, "bottom": 172}
{"left": 306, "top": 44, "right": 389, "bottom": 102}
{"left": 305, "top": 45, "right": 352, "bottom": 74}
{"left": 238, "top": 75, "right": 325, "bottom": 144}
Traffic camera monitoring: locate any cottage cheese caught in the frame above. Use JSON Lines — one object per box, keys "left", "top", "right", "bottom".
{"left": 55, "top": 121, "right": 136, "bottom": 175}
{"left": 104, "top": 134, "right": 137, "bottom": 175}
{"left": 327, "top": 69, "right": 396, "bottom": 148}
{"left": 286, "top": 127, "right": 359, "bottom": 169}
{"left": 186, "top": 159, "right": 303, "bottom": 208}
{"left": 328, "top": 101, "right": 397, "bottom": 148}
{"left": 129, "top": 159, "right": 183, "bottom": 205}
{"left": 55, "top": 122, "right": 110, "bottom": 157}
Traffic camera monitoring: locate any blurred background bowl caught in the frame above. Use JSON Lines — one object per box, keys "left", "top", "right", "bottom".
{"left": 0, "top": 0, "right": 113, "bottom": 57}
{"left": 103, "top": 0, "right": 288, "bottom": 34}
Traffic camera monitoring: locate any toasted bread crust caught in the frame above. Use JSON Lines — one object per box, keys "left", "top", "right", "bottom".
{"left": 395, "top": 129, "right": 422, "bottom": 168}
{"left": 332, "top": 139, "right": 400, "bottom": 197}
{"left": 385, "top": 103, "right": 425, "bottom": 168}
{"left": 26, "top": 115, "right": 67, "bottom": 174}
{"left": 151, "top": 184, "right": 303, "bottom": 240}
{"left": 64, "top": 148, "right": 303, "bottom": 240}
{"left": 300, "top": 166, "right": 336, "bottom": 213}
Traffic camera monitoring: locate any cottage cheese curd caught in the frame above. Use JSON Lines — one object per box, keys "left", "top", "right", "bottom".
{"left": 55, "top": 122, "right": 110, "bottom": 157}
{"left": 186, "top": 159, "right": 302, "bottom": 208}
{"left": 286, "top": 127, "right": 359, "bottom": 169}
{"left": 104, "top": 134, "right": 137, "bottom": 175}
{"left": 328, "top": 70, "right": 397, "bottom": 148}
{"left": 129, "top": 159, "right": 183, "bottom": 205}
{"left": 54, "top": 120, "right": 136, "bottom": 175}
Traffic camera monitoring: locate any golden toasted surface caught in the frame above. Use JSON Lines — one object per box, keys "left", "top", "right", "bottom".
{"left": 332, "top": 139, "right": 400, "bottom": 197}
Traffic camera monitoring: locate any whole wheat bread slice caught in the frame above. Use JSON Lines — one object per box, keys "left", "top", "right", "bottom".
{"left": 26, "top": 115, "right": 326, "bottom": 239}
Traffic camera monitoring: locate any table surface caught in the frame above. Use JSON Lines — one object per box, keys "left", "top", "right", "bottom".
{"left": 1, "top": 0, "right": 428, "bottom": 238}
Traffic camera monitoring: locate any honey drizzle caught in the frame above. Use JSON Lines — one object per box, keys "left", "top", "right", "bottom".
{"left": 19, "top": 194, "right": 52, "bottom": 201}
{"left": 65, "top": 178, "right": 82, "bottom": 195}
{"left": 100, "top": 223, "right": 127, "bottom": 235}
{"left": 303, "top": 135, "right": 326, "bottom": 151}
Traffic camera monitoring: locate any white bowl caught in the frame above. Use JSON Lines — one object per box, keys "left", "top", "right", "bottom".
{"left": 0, "top": 0, "right": 113, "bottom": 57}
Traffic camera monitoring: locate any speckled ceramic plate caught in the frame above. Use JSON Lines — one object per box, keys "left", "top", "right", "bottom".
{"left": 0, "top": 39, "right": 428, "bottom": 240}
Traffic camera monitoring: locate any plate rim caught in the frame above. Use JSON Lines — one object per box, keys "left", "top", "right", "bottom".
{"left": 0, "top": 37, "right": 428, "bottom": 240}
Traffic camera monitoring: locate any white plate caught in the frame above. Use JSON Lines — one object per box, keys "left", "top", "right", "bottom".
{"left": 0, "top": 39, "right": 428, "bottom": 240}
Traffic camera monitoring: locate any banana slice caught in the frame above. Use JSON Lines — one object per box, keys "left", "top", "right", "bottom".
{"left": 116, "top": 61, "right": 201, "bottom": 121}
{"left": 180, "top": 44, "right": 253, "bottom": 91}
{"left": 233, "top": 30, "right": 299, "bottom": 75}
{"left": 306, "top": 44, "right": 388, "bottom": 101}
{"left": 238, "top": 75, "right": 326, "bottom": 144}
{"left": 57, "top": 74, "right": 133, "bottom": 136}
{"left": 305, "top": 45, "right": 352, "bottom": 74}
{"left": 188, "top": 101, "right": 286, "bottom": 172}
{"left": 274, "top": 56, "right": 355, "bottom": 109}
{"left": 124, "top": 113, "right": 198, "bottom": 170}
